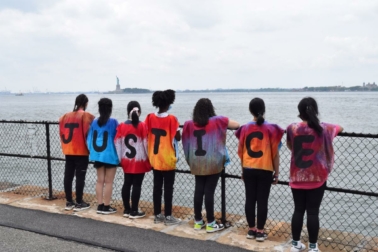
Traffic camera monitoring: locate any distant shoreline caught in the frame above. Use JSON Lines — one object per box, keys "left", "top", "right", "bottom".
{"left": 2, "top": 86, "right": 377, "bottom": 95}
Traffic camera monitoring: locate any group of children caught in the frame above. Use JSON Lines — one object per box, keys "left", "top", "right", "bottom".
{"left": 59, "top": 91, "right": 343, "bottom": 252}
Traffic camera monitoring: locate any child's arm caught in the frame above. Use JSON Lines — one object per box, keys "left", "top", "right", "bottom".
{"left": 175, "top": 130, "right": 181, "bottom": 141}
{"left": 272, "top": 152, "right": 280, "bottom": 185}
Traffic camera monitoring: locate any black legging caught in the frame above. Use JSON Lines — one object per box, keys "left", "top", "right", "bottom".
{"left": 243, "top": 169, "right": 273, "bottom": 230}
{"left": 194, "top": 172, "right": 221, "bottom": 223}
{"left": 291, "top": 182, "right": 326, "bottom": 243}
{"left": 64, "top": 155, "right": 89, "bottom": 203}
{"left": 122, "top": 173, "right": 145, "bottom": 212}
{"left": 153, "top": 169, "right": 175, "bottom": 216}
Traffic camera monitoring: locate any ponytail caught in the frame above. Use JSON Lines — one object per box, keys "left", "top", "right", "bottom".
{"left": 249, "top": 98, "right": 265, "bottom": 126}
{"left": 256, "top": 113, "right": 265, "bottom": 126}
{"left": 97, "top": 98, "right": 112, "bottom": 127}
{"left": 127, "top": 101, "right": 141, "bottom": 128}
{"left": 298, "top": 97, "right": 323, "bottom": 135}
{"left": 73, "top": 94, "right": 88, "bottom": 112}
{"left": 130, "top": 110, "right": 140, "bottom": 128}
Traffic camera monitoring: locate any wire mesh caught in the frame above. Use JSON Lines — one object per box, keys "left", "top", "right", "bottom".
{"left": 0, "top": 121, "right": 377, "bottom": 252}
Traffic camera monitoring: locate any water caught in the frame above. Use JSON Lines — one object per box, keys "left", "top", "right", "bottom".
{"left": 1, "top": 92, "right": 377, "bottom": 240}
{"left": 1, "top": 92, "right": 378, "bottom": 134}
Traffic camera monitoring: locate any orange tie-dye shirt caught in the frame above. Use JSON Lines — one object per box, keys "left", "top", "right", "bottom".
{"left": 59, "top": 110, "right": 95, "bottom": 156}
{"left": 235, "top": 121, "right": 284, "bottom": 171}
{"left": 144, "top": 113, "right": 179, "bottom": 171}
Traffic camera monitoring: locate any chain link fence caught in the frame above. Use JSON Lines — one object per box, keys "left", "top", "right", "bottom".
{"left": 0, "top": 120, "right": 377, "bottom": 252}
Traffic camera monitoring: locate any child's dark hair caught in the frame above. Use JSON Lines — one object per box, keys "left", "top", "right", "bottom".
{"left": 192, "top": 98, "right": 216, "bottom": 127}
{"left": 249, "top": 98, "right": 265, "bottom": 125}
{"left": 73, "top": 94, "right": 88, "bottom": 112}
{"left": 298, "top": 97, "right": 323, "bottom": 135}
{"left": 152, "top": 89, "right": 175, "bottom": 109}
{"left": 97, "top": 98, "right": 112, "bottom": 127}
{"left": 127, "top": 101, "right": 141, "bottom": 128}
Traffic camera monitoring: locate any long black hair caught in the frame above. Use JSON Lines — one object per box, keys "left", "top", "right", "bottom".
{"left": 192, "top": 98, "right": 216, "bottom": 127}
{"left": 97, "top": 98, "right": 112, "bottom": 127}
{"left": 298, "top": 97, "right": 323, "bottom": 135}
{"left": 127, "top": 101, "right": 141, "bottom": 128}
{"left": 249, "top": 98, "right": 265, "bottom": 126}
{"left": 152, "top": 89, "right": 175, "bottom": 109}
{"left": 73, "top": 94, "right": 88, "bottom": 112}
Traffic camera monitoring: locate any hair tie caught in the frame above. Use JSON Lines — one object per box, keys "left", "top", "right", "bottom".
{"left": 129, "top": 107, "right": 139, "bottom": 118}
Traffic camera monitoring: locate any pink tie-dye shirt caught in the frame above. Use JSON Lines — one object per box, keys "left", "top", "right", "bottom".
{"left": 286, "top": 122, "right": 341, "bottom": 189}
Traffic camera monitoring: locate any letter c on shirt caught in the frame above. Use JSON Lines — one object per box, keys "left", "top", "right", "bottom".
{"left": 245, "top": 131, "right": 263, "bottom": 158}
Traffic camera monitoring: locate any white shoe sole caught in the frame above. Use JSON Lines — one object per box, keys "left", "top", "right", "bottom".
{"left": 290, "top": 247, "right": 306, "bottom": 252}
{"left": 206, "top": 227, "right": 225, "bottom": 233}
{"left": 65, "top": 207, "right": 74, "bottom": 211}
{"left": 129, "top": 214, "right": 146, "bottom": 219}
{"left": 73, "top": 206, "right": 90, "bottom": 212}
{"left": 102, "top": 211, "right": 117, "bottom": 215}
{"left": 256, "top": 237, "right": 266, "bottom": 242}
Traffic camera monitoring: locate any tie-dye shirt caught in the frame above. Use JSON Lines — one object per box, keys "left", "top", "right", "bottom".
{"left": 286, "top": 122, "right": 341, "bottom": 189}
{"left": 182, "top": 116, "right": 229, "bottom": 175}
{"left": 144, "top": 112, "right": 179, "bottom": 171}
{"left": 87, "top": 118, "right": 119, "bottom": 166}
{"left": 59, "top": 110, "right": 95, "bottom": 156}
{"left": 114, "top": 121, "right": 151, "bottom": 174}
{"left": 235, "top": 121, "right": 284, "bottom": 172}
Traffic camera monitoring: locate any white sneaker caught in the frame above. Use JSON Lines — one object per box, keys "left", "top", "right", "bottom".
{"left": 308, "top": 243, "right": 319, "bottom": 252}
{"left": 291, "top": 240, "right": 306, "bottom": 252}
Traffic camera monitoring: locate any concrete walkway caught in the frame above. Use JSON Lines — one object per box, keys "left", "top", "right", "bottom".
{"left": 1, "top": 190, "right": 352, "bottom": 252}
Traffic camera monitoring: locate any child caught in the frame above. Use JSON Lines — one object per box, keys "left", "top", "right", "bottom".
{"left": 287, "top": 97, "right": 343, "bottom": 252}
{"left": 59, "top": 94, "right": 95, "bottom": 211}
{"left": 115, "top": 101, "right": 151, "bottom": 219}
{"left": 144, "top": 89, "right": 181, "bottom": 225}
{"left": 235, "top": 97, "right": 284, "bottom": 241}
{"left": 182, "top": 98, "right": 239, "bottom": 233}
{"left": 87, "top": 98, "right": 119, "bottom": 214}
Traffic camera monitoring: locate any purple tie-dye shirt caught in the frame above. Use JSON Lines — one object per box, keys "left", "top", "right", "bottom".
{"left": 182, "top": 116, "right": 229, "bottom": 175}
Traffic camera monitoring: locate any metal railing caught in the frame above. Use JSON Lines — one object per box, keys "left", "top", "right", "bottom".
{"left": 0, "top": 120, "right": 377, "bottom": 252}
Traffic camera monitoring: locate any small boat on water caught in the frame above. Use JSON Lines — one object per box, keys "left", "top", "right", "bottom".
{"left": 15, "top": 92, "right": 23, "bottom": 96}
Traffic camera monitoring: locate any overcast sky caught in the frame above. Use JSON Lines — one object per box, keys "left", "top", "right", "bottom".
{"left": 0, "top": 0, "right": 377, "bottom": 92}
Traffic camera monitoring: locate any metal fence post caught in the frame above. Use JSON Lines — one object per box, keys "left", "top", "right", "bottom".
{"left": 45, "top": 123, "right": 55, "bottom": 200}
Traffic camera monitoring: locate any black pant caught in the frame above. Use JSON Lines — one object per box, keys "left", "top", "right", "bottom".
{"left": 64, "top": 155, "right": 89, "bottom": 203}
{"left": 291, "top": 182, "right": 326, "bottom": 243}
{"left": 122, "top": 173, "right": 145, "bottom": 212}
{"left": 243, "top": 169, "right": 273, "bottom": 230}
{"left": 153, "top": 169, "right": 175, "bottom": 216}
{"left": 194, "top": 173, "right": 221, "bottom": 223}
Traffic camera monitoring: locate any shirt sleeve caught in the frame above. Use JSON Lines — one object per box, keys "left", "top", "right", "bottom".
{"left": 83, "top": 113, "right": 95, "bottom": 137}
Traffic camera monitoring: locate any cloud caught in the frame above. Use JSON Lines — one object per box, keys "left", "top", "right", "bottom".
{"left": 0, "top": 0, "right": 377, "bottom": 92}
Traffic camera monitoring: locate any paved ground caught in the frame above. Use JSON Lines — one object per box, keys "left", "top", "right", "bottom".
{"left": 0, "top": 204, "right": 249, "bottom": 252}
{"left": 0, "top": 226, "right": 111, "bottom": 252}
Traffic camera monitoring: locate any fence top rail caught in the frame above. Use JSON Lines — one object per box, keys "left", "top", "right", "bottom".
{"left": 0, "top": 120, "right": 59, "bottom": 125}
{"left": 1, "top": 120, "right": 378, "bottom": 138}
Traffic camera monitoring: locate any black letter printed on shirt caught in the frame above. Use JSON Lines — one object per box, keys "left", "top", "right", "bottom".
{"left": 151, "top": 128, "right": 167, "bottom": 154}
{"left": 245, "top": 131, "right": 263, "bottom": 158}
{"left": 124, "top": 134, "right": 137, "bottom": 159}
{"left": 194, "top": 129, "right": 206, "bottom": 156}
{"left": 61, "top": 123, "right": 79, "bottom": 144}
{"left": 93, "top": 130, "right": 108, "bottom": 152}
{"left": 293, "top": 135, "right": 315, "bottom": 168}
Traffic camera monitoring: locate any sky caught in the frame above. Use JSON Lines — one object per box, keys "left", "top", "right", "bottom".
{"left": 0, "top": 0, "right": 378, "bottom": 92}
